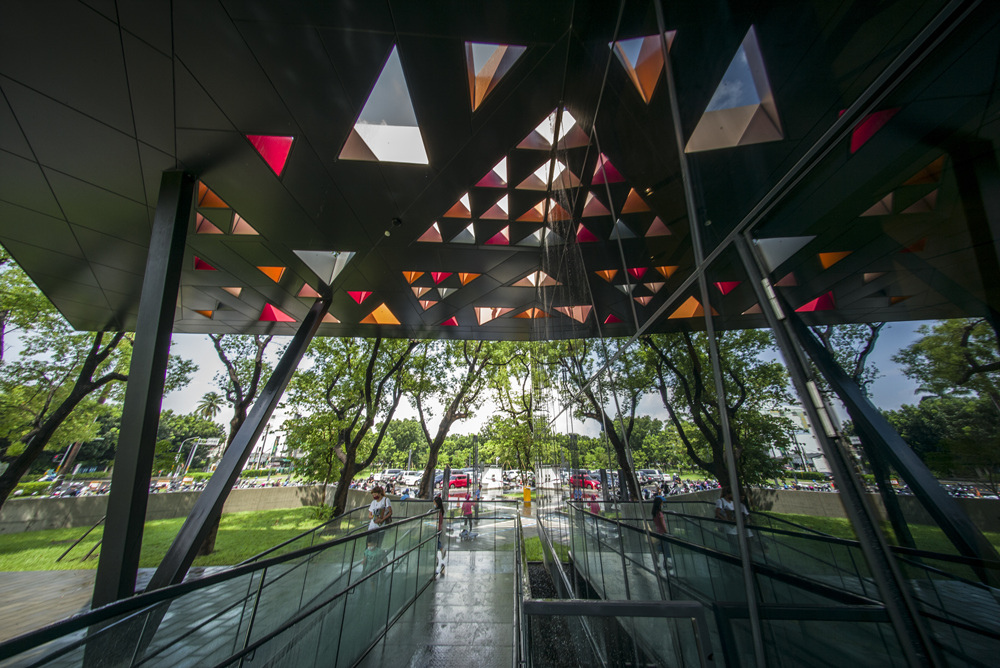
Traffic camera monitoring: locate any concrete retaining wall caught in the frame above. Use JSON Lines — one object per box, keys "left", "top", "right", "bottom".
{"left": 0, "top": 485, "right": 327, "bottom": 534}
{"left": 671, "top": 488, "right": 1000, "bottom": 533}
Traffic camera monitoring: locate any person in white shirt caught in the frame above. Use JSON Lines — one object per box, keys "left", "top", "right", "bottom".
{"left": 368, "top": 486, "right": 393, "bottom": 545}
{"left": 715, "top": 487, "right": 752, "bottom": 544}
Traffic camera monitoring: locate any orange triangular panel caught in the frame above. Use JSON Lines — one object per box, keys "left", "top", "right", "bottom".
{"left": 634, "top": 296, "right": 652, "bottom": 306}
{"left": 595, "top": 269, "right": 618, "bottom": 282}
{"left": 514, "top": 308, "right": 550, "bottom": 319}
{"left": 419, "top": 300, "right": 437, "bottom": 311}
{"left": 622, "top": 189, "right": 650, "bottom": 213}
{"left": 458, "top": 272, "right": 480, "bottom": 286}
{"left": 668, "top": 296, "right": 717, "bottom": 319}
{"left": 548, "top": 201, "right": 572, "bottom": 221}
{"left": 890, "top": 295, "right": 912, "bottom": 305}
{"left": 258, "top": 266, "right": 285, "bottom": 282}
{"left": 197, "top": 182, "right": 228, "bottom": 208}
{"left": 901, "top": 238, "right": 927, "bottom": 253}
{"left": 443, "top": 194, "right": 472, "bottom": 218}
{"left": 860, "top": 193, "right": 893, "bottom": 217}
{"left": 361, "top": 303, "right": 401, "bottom": 325}
{"left": 403, "top": 271, "right": 424, "bottom": 284}
{"left": 516, "top": 201, "right": 547, "bottom": 222}
{"left": 653, "top": 265, "right": 678, "bottom": 279}
{"left": 819, "top": 251, "right": 852, "bottom": 269}
{"left": 904, "top": 156, "right": 945, "bottom": 185}
{"left": 195, "top": 310, "right": 214, "bottom": 319}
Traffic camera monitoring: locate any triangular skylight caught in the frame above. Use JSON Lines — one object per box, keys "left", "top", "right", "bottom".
{"left": 195, "top": 310, "right": 213, "bottom": 319}
{"left": 554, "top": 305, "right": 592, "bottom": 323}
{"left": 458, "top": 273, "right": 480, "bottom": 285}
{"left": 861, "top": 194, "right": 893, "bottom": 217}
{"left": 349, "top": 291, "right": 373, "bottom": 304}
{"left": 646, "top": 217, "right": 670, "bottom": 237}
{"left": 610, "top": 32, "right": 675, "bottom": 103}
{"left": 194, "top": 257, "right": 217, "bottom": 271}
{"left": 604, "top": 314, "right": 624, "bottom": 324}
{"left": 431, "top": 272, "right": 452, "bottom": 284}
{"left": 231, "top": 214, "right": 259, "bottom": 235}
{"left": 512, "top": 271, "right": 560, "bottom": 287}
{"left": 890, "top": 295, "right": 912, "bottom": 305}
{"left": 197, "top": 182, "right": 228, "bottom": 208}
{"left": 257, "top": 266, "right": 286, "bottom": 283}
{"left": 904, "top": 156, "right": 945, "bottom": 185}
{"left": 441, "top": 317, "right": 459, "bottom": 326}
{"left": 742, "top": 303, "right": 762, "bottom": 315}
{"left": 444, "top": 193, "right": 472, "bottom": 218}
{"left": 417, "top": 223, "right": 443, "bottom": 242}
{"left": 627, "top": 267, "right": 647, "bottom": 280}
{"left": 755, "top": 236, "right": 814, "bottom": 272}
{"left": 621, "top": 189, "right": 650, "bottom": 213}
{"left": 516, "top": 159, "right": 579, "bottom": 191}
{"left": 609, "top": 220, "right": 636, "bottom": 240}
{"left": 848, "top": 108, "right": 899, "bottom": 154}
{"left": 595, "top": 269, "right": 618, "bottom": 282}
{"left": 795, "top": 291, "right": 836, "bottom": 312}
{"left": 402, "top": 271, "right": 424, "bottom": 284}
{"left": 685, "top": 27, "right": 783, "bottom": 153}
{"left": 297, "top": 284, "right": 321, "bottom": 298}
{"left": 582, "top": 192, "right": 611, "bottom": 217}
{"left": 361, "top": 303, "right": 401, "bottom": 325}
{"left": 818, "top": 251, "right": 851, "bottom": 269}
{"left": 260, "top": 303, "right": 295, "bottom": 322}
{"left": 715, "top": 281, "right": 741, "bottom": 295}
{"left": 221, "top": 287, "right": 242, "bottom": 298}
{"left": 517, "top": 109, "right": 589, "bottom": 150}
{"left": 412, "top": 286, "right": 431, "bottom": 298}
{"left": 485, "top": 226, "right": 510, "bottom": 245}
{"left": 322, "top": 313, "right": 340, "bottom": 324}
{"left": 480, "top": 195, "right": 509, "bottom": 220}
{"left": 646, "top": 281, "right": 665, "bottom": 294}
{"left": 294, "top": 250, "right": 355, "bottom": 285}
{"left": 476, "top": 306, "right": 514, "bottom": 325}
{"left": 518, "top": 229, "right": 543, "bottom": 247}
{"left": 465, "top": 43, "right": 526, "bottom": 111}
{"left": 247, "top": 135, "right": 294, "bottom": 176}
{"left": 339, "top": 46, "right": 429, "bottom": 165}
{"left": 654, "top": 265, "right": 678, "bottom": 278}
{"left": 514, "top": 308, "right": 550, "bottom": 319}
{"left": 592, "top": 154, "right": 624, "bottom": 184}
{"left": 195, "top": 213, "right": 224, "bottom": 234}
{"left": 634, "top": 296, "right": 653, "bottom": 306}
{"left": 576, "top": 224, "right": 600, "bottom": 243}
{"left": 451, "top": 224, "right": 477, "bottom": 244}
{"left": 437, "top": 287, "right": 456, "bottom": 299}
{"left": 477, "top": 157, "right": 508, "bottom": 188}
{"left": 419, "top": 300, "right": 437, "bottom": 310}
{"left": 668, "top": 296, "right": 718, "bottom": 319}
{"left": 901, "top": 190, "right": 938, "bottom": 214}
{"left": 863, "top": 272, "right": 886, "bottom": 283}
{"left": 775, "top": 272, "right": 797, "bottom": 287}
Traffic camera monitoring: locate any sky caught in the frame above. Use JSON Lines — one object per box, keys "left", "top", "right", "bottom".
{"left": 161, "top": 320, "right": 932, "bottom": 442}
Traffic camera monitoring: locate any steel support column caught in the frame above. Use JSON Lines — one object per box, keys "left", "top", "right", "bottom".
{"left": 146, "top": 297, "right": 330, "bottom": 591}
{"left": 735, "top": 234, "right": 939, "bottom": 666}
{"left": 785, "top": 301, "right": 1000, "bottom": 577}
{"left": 93, "top": 171, "right": 194, "bottom": 608}
{"left": 654, "top": 3, "right": 765, "bottom": 664}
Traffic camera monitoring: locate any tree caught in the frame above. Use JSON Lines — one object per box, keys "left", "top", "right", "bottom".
{"left": 196, "top": 392, "right": 225, "bottom": 421}
{"left": 490, "top": 343, "right": 552, "bottom": 483}
{"left": 811, "top": 323, "right": 885, "bottom": 394}
{"left": 550, "top": 339, "right": 652, "bottom": 499}
{"left": 154, "top": 409, "right": 226, "bottom": 474}
{"left": 209, "top": 334, "right": 278, "bottom": 446}
{"left": 643, "top": 330, "right": 792, "bottom": 494}
{"left": 893, "top": 318, "right": 1000, "bottom": 411}
{"left": 285, "top": 337, "right": 418, "bottom": 515}
{"left": 376, "top": 418, "right": 428, "bottom": 469}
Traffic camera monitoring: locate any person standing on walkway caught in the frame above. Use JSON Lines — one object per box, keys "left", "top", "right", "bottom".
{"left": 369, "top": 486, "right": 393, "bottom": 545}
{"left": 651, "top": 491, "right": 674, "bottom": 573}
{"left": 714, "top": 487, "right": 751, "bottom": 552}
{"left": 434, "top": 495, "right": 446, "bottom": 577}
{"left": 461, "top": 493, "right": 474, "bottom": 531}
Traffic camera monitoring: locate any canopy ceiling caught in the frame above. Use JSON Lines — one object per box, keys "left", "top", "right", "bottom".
{"left": 1, "top": 0, "right": 998, "bottom": 339}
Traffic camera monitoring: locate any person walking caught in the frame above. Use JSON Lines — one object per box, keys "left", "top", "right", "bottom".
{"left": 368, "top": 486, "right": 393, "bottom": 545}
{"left": 461, "top": 493, "right": 474, "bottom": 531}
{"left": 434, "top": 495, "right": 447, "bottom": 577}
{"left": 651, "top": 491, "right": 674, "bottom": 574}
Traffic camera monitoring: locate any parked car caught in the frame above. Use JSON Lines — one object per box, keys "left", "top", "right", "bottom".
{"left": 378, "top": 469, "right": 403, "bottom": 483}
{"left": 637, "top": 469, "right": 662, "bottom": 484}
{"left": 447, "top": 473, "right": 470, "bottom": 488}
{"left": 569, "top": 475, "right": 600, "bottom": 489}
{"left": 401, "top": 470, "right": 423, "bottom": 486}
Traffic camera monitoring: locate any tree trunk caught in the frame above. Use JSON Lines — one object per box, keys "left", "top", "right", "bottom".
{"left": 331, "top": 460, "right": 356, "bottom": 516}
{"left": 418, "top": 437, "right": 445, "bottom": 499}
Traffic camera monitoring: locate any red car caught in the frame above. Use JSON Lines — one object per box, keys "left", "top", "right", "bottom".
{"left": 447, "top": 474, "right": 470, "bottom": 488}
{"left": 569, "top": 475, "right": 600, "bottom": 489}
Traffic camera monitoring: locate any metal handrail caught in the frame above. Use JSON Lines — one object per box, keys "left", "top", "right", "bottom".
{"left": 0, "top": 510, "right": 436, "bottom": 661}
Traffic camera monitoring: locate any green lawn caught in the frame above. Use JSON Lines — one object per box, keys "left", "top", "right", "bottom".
{"left": 0, "top": 507, "right": 324, "bottom": 572}
{"left": 522, "top": 535, "right": 569, "bottom": 563}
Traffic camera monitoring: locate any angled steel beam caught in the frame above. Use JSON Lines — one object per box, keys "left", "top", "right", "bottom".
{"left": 93, "top": 171, "right": 194, "bottom": 608}
{"left": 786, "top": 303, "right": 1000, "bottom": 579}
{"left": 146, "top": 297, "right": 330, "bottom": 591}
{"left": 736, "top": 234, "right": 939, "bottom": 667}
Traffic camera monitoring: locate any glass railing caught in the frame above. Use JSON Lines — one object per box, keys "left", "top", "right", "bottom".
{"left": 0, "top": 511, "right": 438, "bottom": 668}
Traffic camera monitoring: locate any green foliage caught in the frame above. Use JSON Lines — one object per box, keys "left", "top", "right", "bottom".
{"left": 242, "top": 468, "right": 279, "bottom": 478}
{"left": 893, "top": 318, "right": 1000, "bottom": 401}
{"left": 12, "top": 481, "right": 51, "bottom": 496}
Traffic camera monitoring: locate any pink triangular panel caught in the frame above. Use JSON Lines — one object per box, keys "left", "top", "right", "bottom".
{"left": 431, "top": 272, "right": 452, "bottom": 284}
{"left": 418, "top": 223, "right": 443, "bottom": 243}
{"left": 582, "top": 192, "right": 611, "bottom": 217}
{"left": 260, "top": 303, "right": 295, "bottom": 322}
{"left": 441, "top": 317, "right": 459, "bottom": 326}
{"left": 485, "top": 226, "right": 510, "bottom": 245}
{"left": 194, "top": 257, "right": 217, "bottom": 271}
{"left": 322, "top": 313, "right": 339, "bottom": 323}
{"left": 742, "top": 303, "right": 762, "bottom": 315}
{"left": 715, "top": 281, "right": 741, "bottom": 295}
{"left": 646, "top": 217, "right": 671, "bottom": 237}
{"left": 247, "top": 135, "right": 294, "bottom": 176}
{"left": 348, "top": 291, "right": 373, "bottom": 304}
{"left": 849, "top": 108, "right": 900, "bottom": 154}
{"left": 795, "top": 291, "right": 836, "bottom": 312}
{"left": 634, "top": 296, "right": 652, "bottom": 306}
{"left": 592, "top": 154, "right": 625, "bottom": 184}
{"left": 603, "top": 314, "right": 623, "bottom": 324}
{"left": 195, "top": 213, "right": 224, "bottom": 234}
{"left": 297, "top": 284, "right": 321, "bottom": 298}
{"left": 576, "top": 224, "right": 599, "bottom": 243}
{"left": 231, "top": 214, "right": 259, "bottom": 235}
{"left": 774, "top": 272, "right": 797, "bottom": 287}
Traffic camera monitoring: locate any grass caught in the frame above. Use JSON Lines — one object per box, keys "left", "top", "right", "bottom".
{"left": 0, "top": 507, "right": 324, "bottom": 572}
{"left": 522, "top": 535, "right": 569, "bottom": 563}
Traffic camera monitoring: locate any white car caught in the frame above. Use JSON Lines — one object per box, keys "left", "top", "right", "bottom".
{"left": 401, "top": 470, "right": 423, "bottom": 486}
